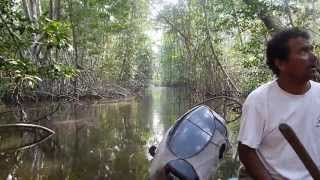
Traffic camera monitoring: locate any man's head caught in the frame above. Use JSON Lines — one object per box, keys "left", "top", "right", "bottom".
{"left": 266, "top": 28, "right": 317, "bottom": 82}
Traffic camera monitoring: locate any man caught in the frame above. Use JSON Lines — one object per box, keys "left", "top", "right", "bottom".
{"left": 238, "top": 28, "right": 320, "bottom": 180}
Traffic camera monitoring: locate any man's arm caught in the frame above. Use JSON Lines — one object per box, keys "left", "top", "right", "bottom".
{"left": 238, "top": 142, "right": 273, "bottom": 180}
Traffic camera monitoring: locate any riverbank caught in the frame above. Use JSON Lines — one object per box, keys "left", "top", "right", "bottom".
{"left": 0, "top": 83, "right": 141, "bottom": 106}
{"left": 0, "top": 88, "right": 138, "bottom": 125}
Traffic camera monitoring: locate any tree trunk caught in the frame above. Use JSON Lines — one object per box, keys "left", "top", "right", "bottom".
{"left": 22, "top": 0, "right": 41, "bottom": 22}
{"left": 67, "top": 0, "right": 80, "bottom": 97}
{"left": 22, "top": 0, "right": 42, "bottom": 61}
{"left": 49, "top": 0, "right": 61, "bottom": 20}
{"left": 54, "top": 0, "right": 61, "bottom": 20}
{"left": 22, "top": 0, "right": 31, "bottom": 20}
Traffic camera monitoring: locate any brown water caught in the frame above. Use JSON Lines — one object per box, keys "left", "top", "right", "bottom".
{"left": 0, "top": 86, "right": 239, "bottom": 180}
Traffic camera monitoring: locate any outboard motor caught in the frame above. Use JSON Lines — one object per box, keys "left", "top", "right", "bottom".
{"left": 149, "top": 105, "right": 230, "bottom": 180}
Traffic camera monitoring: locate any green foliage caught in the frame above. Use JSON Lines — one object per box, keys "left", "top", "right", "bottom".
{"left": 63, "top": 0, "right": 152, "bottom": 86}
{"left": 41, "top": 18, "right": 71, "bottom": 49}
{"left": 0, "top": 58, "right": 40, "bottom": 90}
{"left": 0, "top": 0, "right": 32, "bottom": 57}
{"left": 158, "top": 0, "right": 320, "bottom": 93}
{"left": 0, "top": 0, "right": 78, "bottom": 100}
{"left": 0, "top": 56, "right": 78, "bottom": 97}
{"left": 0, "top": 0, "right": 153, "bottom": 103}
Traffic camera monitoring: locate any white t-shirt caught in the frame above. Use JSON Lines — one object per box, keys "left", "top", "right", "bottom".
{"left": 238, "top": 80, "right": 320, "bottom": 180}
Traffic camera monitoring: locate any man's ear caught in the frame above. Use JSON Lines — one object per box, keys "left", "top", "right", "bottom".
{"left": 275, "top": 59, "right": 285, "bottom": 72}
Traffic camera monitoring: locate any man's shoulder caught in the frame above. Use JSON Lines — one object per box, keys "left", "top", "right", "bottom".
{"left": 309, "top": 80, "right": 320, "bottom": 97}
{"left": 311, "top": 80, "right": 320, "bottom": 89}
{"left": 246, "top": 80, "right": 275, "bottom": 100}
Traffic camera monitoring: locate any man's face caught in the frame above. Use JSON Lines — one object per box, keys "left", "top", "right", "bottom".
{"left": 277, "top": 37, "right": 317, "bottom": 82}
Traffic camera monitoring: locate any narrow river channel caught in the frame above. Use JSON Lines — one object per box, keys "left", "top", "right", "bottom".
{"left": 0, "top": 86, "right": 239, "bottom": 179}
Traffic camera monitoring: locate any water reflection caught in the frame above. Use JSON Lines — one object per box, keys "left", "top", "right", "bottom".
{"left": 147, "top": 87, "right": 190, "bottom": 145}
{"left": 0, "top": 86, "right": 239, "bottom": 179}
{"left": 0, "top": 87, "right": 188, "bottom": 179}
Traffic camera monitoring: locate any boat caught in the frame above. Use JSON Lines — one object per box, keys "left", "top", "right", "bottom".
{"left": 149, "top": 105, "right": 230, "bottom": 180}
{"left": 0, "top": 123, "right": 55, "bottom": 152}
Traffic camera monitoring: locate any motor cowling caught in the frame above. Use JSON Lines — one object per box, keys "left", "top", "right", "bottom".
{"left": 164, "top": 159, "right": 199, "bottom": 180}
{"left": 149, "top": 105, "right": 230, "bottom": 180}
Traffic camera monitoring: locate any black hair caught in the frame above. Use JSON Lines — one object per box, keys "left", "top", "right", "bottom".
{"left": 266, "top": 28, "right": 310, "bottom": 76}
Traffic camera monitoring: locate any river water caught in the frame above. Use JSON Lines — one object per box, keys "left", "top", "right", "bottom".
{"left": 0, "top": 86, "right": 240, "bottom": 179}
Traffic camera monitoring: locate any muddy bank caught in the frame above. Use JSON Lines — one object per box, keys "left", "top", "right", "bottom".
{"left": 0, "top": 84, "right": 141, "bottom": 106}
